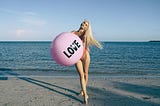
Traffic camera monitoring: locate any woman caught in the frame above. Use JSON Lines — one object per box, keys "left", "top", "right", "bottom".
{"left": 72, "top": 20, "right": 102, "bottom": 104}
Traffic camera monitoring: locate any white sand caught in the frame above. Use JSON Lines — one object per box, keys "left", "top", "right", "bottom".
{"left": 0, "top": 76, "right": 160, "bottom": 106}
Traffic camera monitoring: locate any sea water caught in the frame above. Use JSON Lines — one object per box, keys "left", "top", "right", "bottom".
{"left": 0, "top": 41, "right": 160, "bottom": 77}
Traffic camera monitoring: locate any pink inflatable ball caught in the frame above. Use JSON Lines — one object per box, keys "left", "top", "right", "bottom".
{"left": 50, "top": 32, "right": 84, "bottom": 66}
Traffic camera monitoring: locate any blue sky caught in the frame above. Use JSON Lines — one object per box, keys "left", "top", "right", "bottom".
{"left": 0, "top": 0, "right": 160, "bottom": 41}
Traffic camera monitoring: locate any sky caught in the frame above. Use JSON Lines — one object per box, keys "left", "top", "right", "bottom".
{"left": 0, "top": 0, "right": 160, "bottom": 41}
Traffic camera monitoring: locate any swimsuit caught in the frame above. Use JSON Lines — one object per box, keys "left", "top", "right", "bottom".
{"left": 80, "top": 46, "right": 87, "bottom": 60}
{"left": 73, "top": 32, "right": 87, "bottom": 60}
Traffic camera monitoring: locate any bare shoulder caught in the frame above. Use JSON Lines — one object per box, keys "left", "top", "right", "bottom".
{"left": 71, "top": 30, "right": 76, "bottom": 33}
{"left": 71, "top": 31, "right": 79, "bottom": 36}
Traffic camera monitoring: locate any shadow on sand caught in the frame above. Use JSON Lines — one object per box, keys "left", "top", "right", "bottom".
{"left": 112, "top": 81, "right": 160, "bottom": 98}
{"left": 1, "top": 68, "right": 159, "bottom": 106}
{"left": 0, "top": 68, "right": 82, "bottom": 104}
{"left": 87, "top": 86, "right": 160, "bottom": 106}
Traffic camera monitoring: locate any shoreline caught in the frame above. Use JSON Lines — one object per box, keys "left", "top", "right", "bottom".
{"left": 1, "top": 75, "right": 160, "bottom": 78}
{"left": 1, "top": 69, "right": 160, "bottom": 78}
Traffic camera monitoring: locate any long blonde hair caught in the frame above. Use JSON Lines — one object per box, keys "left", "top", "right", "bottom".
{"left": 84, "top": 20, "right": 102, "bottom": 49}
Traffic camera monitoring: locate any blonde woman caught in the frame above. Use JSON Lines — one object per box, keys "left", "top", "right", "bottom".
{"left": 72, "top": 20, "right": 102, "bottom": 104}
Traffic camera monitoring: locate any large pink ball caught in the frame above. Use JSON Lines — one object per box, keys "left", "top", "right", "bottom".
{"left": 50, "top": 32, "right": 83, "bottom": 66}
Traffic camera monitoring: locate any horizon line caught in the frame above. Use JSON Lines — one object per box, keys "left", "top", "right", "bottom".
{"left": 0, "top": 40, "right": 159, "bottom": 42}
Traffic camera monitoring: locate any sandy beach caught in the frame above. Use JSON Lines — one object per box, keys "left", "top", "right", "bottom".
{"left": 0, "top": 74, "right": 160, "bottom": 106}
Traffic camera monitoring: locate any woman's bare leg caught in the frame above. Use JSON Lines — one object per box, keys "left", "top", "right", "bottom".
{"left": 75, "top": 60, "right": 88, "bottom": 104}
{"left": 83, "top": 51, "right": 90, "bottom": 85}
{"left": 78, "top": 51, "right": 90, "bottom": 98}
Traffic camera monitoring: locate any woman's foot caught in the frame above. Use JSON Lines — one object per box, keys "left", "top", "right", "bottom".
{"left": 84, "top": 94, "right": 89, "bottom": 104}
{"left": 78, "top": 90, "right": 84, "bottom": 96}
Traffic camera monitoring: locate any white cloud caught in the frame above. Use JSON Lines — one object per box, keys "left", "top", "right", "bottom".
{"left": 15, "top": 29, "right": 26, "bottom": 37}
{"left": 0, "top": 8, "right": 37, "bottom": 16}
{"left": 0, "top": 8, "right": 47, "bottom": 40}
{"left": 24, "top": 12, "right": 37, "bottom": 16}
{"left": 0, "top": 8, "right": 20, "bottom": 15}
{"left": 20, "top": 18, "right": 46, "bottom": 26}
{"left": 15, "top": 29, "right": 34, "bottom": 37}
{"left": 0, "top": 8, "right": 46, "bottom": 26}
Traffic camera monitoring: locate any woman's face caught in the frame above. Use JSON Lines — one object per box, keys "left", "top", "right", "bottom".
{"left": 80, "top": 21, "right": 89, "bottom": 31}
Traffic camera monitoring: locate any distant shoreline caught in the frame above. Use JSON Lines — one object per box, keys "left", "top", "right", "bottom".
{"left": 149, "top": 40, "right": 160, "bottom": 42}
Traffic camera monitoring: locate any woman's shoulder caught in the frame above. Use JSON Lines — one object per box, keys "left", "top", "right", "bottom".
{"left": 71, "top": 30, "right": 75, "bottom": 32}
{"left": 71, "top": 30, "right": 76, "bottom": 33}
{"left": 71, "top": 30, "right": 78, "bottom": 35}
